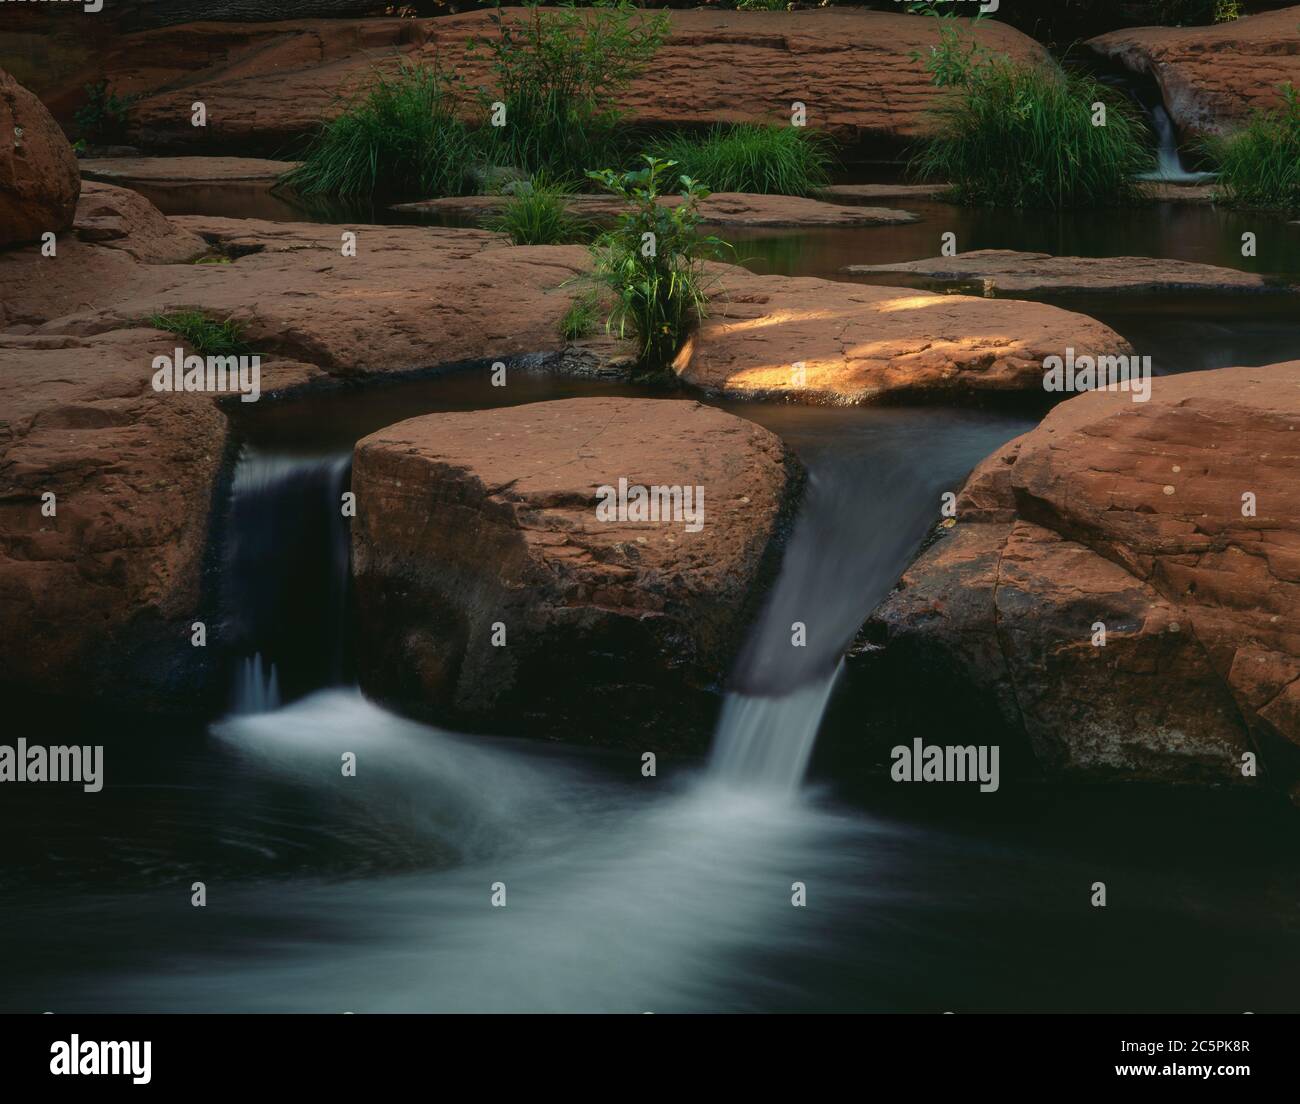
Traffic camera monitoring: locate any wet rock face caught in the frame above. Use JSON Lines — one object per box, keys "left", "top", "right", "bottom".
{"left": 351, "top": 397, "right": 802, "bottom": 750}
{"left": 1088, "top": 7, "right": 1300, "bottom": 137}
{"left": 854, "top": 362, "right": 1300, "bottom": 787}
{"left": 0, "top": 68, "right": 80, "bottom": 249}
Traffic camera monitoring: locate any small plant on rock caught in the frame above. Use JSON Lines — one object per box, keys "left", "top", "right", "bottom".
{"left": 585, "top": 155, "right": 729, "bottom": 376}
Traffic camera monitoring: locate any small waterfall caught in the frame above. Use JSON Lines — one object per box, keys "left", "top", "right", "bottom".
{"left": 232, "top": 652, "right": 281, "bottom": 715}
{"left": 1139, "top": 100, "right": 1216, "bottom": 184}
{"left": 222, "top": 446, "right": 353, "bottom": 713}
{"left": 708, "top": 410, "right": 1035, "bottom": 795}
{"left": 1092, "top": 63, "right": 1215, "bottom": 185}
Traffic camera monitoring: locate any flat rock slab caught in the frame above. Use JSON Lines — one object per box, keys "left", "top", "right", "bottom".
{"left": 1088, "top": 7, "right": 1300, "bottom": 137}
{"left": 843, "top": 249, "right": 1296, "bottom": 297}
{"left": 678, "top": 268, "right": 1132, "bottom": 403}
{"left": 46, "top": 10, "right": 1047, "bottom": 149}
{"left": 395, "top": 191, "right": 918, "bottom": 228}
{"left": 1141, "top": 181, "right": 1217, "bottom": 204}
{"left": 351, "top": 396, "right": 799, "bottom": 748}
{"left": 860, "top": 361, "right": 1300, "bottom": 787}
{"left": 817, "top": 183, "right": 951, "bottom": 203}
{"left": 80, "top": 156, "right": 301, "bottom": 184}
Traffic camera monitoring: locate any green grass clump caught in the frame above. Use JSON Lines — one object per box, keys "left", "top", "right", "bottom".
{"left": 586, "top": 156, "right": 728, "bottom": 375}
{"left": 558, "top": 290, "right": 601, "bottom": 340}
{"left": 280, "top": 62, "right": 479, "bottom": 199}
{"left": 648, "top": 124, "right": 832, "bottom": 196}
{"left": 487, "top": 176, "right": 583, "bottom": 244}
{"left": 1202, "top": 84, "right": 1300, "bottom": 212}
{"left": 147, "top": 311, "right": 251, "bottom": 357}
{"left": 909, "top": 22, "right": 1152, "bottom": 208}
{"left": 468, "top": 0, "right": 668, "bottom": 181}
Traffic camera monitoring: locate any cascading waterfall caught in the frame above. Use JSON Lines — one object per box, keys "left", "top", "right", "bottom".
{"left": 224, "top": 445, "right": 353, "bottom": 713}
{"left": 1139, "top": 100, "right": 1216, "bottom": 184}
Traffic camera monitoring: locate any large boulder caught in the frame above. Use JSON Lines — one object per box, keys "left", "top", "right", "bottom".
{"left": 852, "top": 362, "right": 1300, "bottom": 789}
{"left": 351, "top": 397, "right": 801, "bottom": 749}
{"left": 42, "top": 10, "right": 1047, "bottom": 152}
{"left": 677, "top": 270, "right": 1133, "bottom": 403}
{"left": 0, "top": 68, "right": 79, "bottom": 248}
{"left": 1088, "top": 6, "right": 1300, "bottom": 137}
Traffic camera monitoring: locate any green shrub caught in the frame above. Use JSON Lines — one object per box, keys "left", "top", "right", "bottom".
{"left": 1202, "top": 83, "right": 1300, "bottom": 211}
{"left": 1152, "top": 0, "right": 1242, "bottom": 25}
{"left": 585, "top": 156, "right": 728, "bottom": 376}
{"left": 147, "top": 311, "right": 251, "bottom": 357}
{"left": 73, "top": 81, "right": 137, "bottom": 144}
{"left": 280, "top": 62, "right": 479, "bottom": 198}
{"left": 487, "top": 175, "right": 584, "bottom": 244}
{"left": 648, "top": 124, "right": 832, "bottom": 196}
{"left": 910, "top": 20, "right": 1152, "bottom": 208}
{"left": 467, "top": 0, "right": 668, "bottom": 180}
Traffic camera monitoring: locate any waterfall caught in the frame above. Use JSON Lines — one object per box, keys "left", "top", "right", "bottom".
{"left": 1139, "top": 100, "right": 1216, "bottom": 185}
{"left": 223, "top": 446, "right": 353, "bottom": 713}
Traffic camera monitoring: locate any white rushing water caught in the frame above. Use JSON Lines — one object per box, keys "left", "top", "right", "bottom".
{"left": 1138, "top": 100, "right": 1216, "bottom": 185}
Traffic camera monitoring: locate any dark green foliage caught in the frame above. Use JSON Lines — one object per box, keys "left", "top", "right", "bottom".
{"left": 648, "top": 124, "right": 832, "bottom": 196}
{"left": 147, "top": 311, "right": 251, "bottom": 357}
{"left": 910, "top": 19, "right": 1153, "bottom": 208}
{"left": 280, "top": 62, "right": 479, "bottom": 198}
{"left": 1203, "top": 83, "right": 1300, "bottom": 211}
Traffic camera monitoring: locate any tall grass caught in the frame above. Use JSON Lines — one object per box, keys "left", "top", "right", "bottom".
{"left": 487, "top": 176, "right": 584, "bottom": 244}
{"left": 586, "top": 156, "right": 728, "bottom": 376}
{"left": 468, "top": 1, "right": 668, "bottom": 180}
{"left": 648, "top": 124, "right": 832, "bottom": 196}
{"left": 1202, "top": 84, "right": 1300, "bottom": 212}
{"left": 910, "top": 22, "right": 1152, "bottom": 208}
{"left": 281, "top": 62, "right": 479, "bottom": 198}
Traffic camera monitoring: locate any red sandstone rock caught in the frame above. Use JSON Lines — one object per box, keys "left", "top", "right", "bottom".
{"left": 351, "top": 397, "right": 800, "bottom": 748}
{"left": 843, "top": 249, "right": 1294, "bottom": 297}
{"left": 46, "top": 10, "right": 1047, "bottom": 151}
{"left": 678, "top": 270, "right": 1133, "bottom": 403}
{"left": 861, "top": 362, "right": 1300, "bottom": 785}
{"left": 0, "top": 68, "right": 79, "bottom": 248}
{"left": 1088, "top": 6, "right": 1300, "bottom": 136}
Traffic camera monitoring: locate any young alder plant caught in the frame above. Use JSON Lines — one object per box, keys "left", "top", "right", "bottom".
{"left": 585, "top": 156, "right": 729, "bottom": 377}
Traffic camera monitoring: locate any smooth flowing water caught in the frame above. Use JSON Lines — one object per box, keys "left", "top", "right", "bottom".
{"left": 5, "top": 169, "right": 1299, "bottom": 1011}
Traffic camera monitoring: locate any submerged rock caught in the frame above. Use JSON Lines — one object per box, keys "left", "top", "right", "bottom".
{"left": 0, "top": 68, "right": 79, "bottom": 249}
{"left": 677, "top": 270, "right": 1132, "bottom": 403}
{"left": 843, "top": 250, "right": 1296, "bottom": 298}
{"left": 1088, "top": 7, "right": 1300, "bottom": 137}
{"left": 853, "top": 362, "right": 1300, "bottom": 788}
{"left": 351, "top": 397, "right": 801, "bottom": 750}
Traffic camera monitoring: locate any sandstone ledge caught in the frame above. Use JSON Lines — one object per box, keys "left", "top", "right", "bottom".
{"left": 853, "top": 362, "right": 1300, "bottom": 787}
{"left": 1088, "top": 7, "right": 1300, "bottom": 137}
